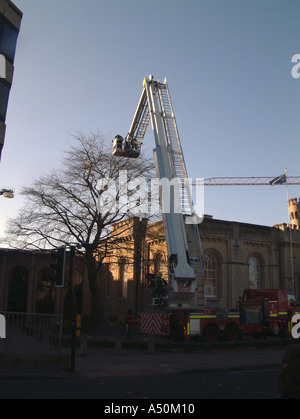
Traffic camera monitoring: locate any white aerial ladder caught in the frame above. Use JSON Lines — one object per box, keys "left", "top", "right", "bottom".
{"left": 113, "top": 75, "right": 205, "bottom": 308}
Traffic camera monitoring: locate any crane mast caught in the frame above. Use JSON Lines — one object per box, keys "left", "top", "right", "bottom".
{"left": 113, "top": 76, "right": 205, "bottom": 308}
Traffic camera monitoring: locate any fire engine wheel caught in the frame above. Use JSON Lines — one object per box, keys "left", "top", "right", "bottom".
{"left": 202, "top": 325, "right": 219, "bottom": 343}
{"left": 224, "top": 324, "right": 239, "bottom": 342}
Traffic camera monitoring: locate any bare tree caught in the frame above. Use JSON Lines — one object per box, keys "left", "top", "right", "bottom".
{"left": 4, "top": 132, "right": 156, "bottom": 323}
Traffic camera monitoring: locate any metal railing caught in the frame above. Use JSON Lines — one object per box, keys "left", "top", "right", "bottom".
{"left": 0, "top": 312, "right": 63, "bottom": 354}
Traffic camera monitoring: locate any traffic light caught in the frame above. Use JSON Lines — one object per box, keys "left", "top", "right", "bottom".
{"left": 50, "top": 246, "right": 66, "bottom": 288}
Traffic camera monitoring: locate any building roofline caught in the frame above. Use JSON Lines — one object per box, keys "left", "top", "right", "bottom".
{"left": 148, "top": 215, "right": 279, "bottom": 231}
{"left": 202, "top": 216, "right": 274, "bottom": 230}
{"left": 7, "top": 0, "right": 22, "bottom": 18}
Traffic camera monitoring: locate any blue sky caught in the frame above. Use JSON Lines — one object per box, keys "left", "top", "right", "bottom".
{"left": 0, "top": 0, "right": 300, "bottom": 240}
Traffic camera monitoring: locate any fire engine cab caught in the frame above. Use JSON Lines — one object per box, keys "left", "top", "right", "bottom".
{"left": 240, "top": 288, "right": 300, "bottom": 338}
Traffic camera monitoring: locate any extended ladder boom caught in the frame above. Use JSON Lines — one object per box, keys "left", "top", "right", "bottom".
{"left": 127, "top": 87, "right": 150, "bottom": 141}
{"left": 116, "top": 76, "right": 205, "bottom": 308}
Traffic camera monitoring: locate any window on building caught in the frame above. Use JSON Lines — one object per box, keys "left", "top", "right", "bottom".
{"left": 248, "top": 257, "right": 260, "bottom": 289}
{"left": 7, "top": 266, "right": 29, "bottom": 312}
{"left": 0, "top": 16, "right": 19, "bottom": 62}
{"left": 118, "top": 258, "right": 128, "bottom": 299}
{"left": 0, "top": 80, "right": 10, "bottom": 120}
{"left": 154, "top": 252, "right": 166, "bottom": 277}
{"left": 204, "top": 253, "right": 218, "bottom": 298}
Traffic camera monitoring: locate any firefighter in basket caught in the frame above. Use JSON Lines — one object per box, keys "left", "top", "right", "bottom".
{"left": 148, "top": 272, "right": 168, "bottom": 298}
{"left": 112, "top": 135, "right": 124, "bottom": 156}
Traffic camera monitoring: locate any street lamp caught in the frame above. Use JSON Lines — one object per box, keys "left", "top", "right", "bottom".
{"left": 0, "top": 188, "right": 14, "bottom": 198}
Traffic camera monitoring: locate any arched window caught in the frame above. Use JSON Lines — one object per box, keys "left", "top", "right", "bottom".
{"left": 248, "top": 257, "right": 260, "bottom": 289}
{"left": 204, "top": 253, "right": 218, "bottom": 298}
{"left": 7, "top": 266, "right": 29, "bottom": 312}
{"left": 154, "top": 252, "right": 166, "bottom": 277}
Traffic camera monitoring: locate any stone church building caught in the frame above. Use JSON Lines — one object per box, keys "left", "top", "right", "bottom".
{"left": 99, "top": 202, "right": 300, "bottom": 321}
{"left": 0, "top": 198, "right": 299, "bottom": 325}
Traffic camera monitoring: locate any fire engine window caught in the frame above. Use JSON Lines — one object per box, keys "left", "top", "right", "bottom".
{"left": 288, "top": 294, "right": 296, "bottom": 306}
{"left": 248, "top": 257, "right": 260, "bottom": 289}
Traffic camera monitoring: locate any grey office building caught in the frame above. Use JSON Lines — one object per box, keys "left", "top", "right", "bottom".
{"left": 0, "top": 0, "right": 22, "bottom": 161}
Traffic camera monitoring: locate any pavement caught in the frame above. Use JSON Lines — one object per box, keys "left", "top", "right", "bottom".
{"left": 72, "top": 345, "right": 287, "bottom": 378}
{"left": 0, "top": 332, "right": 298, "bottom": 380}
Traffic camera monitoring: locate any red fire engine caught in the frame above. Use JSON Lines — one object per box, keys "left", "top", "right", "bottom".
{"left": 239, "top": 288, "right": 300, "bottom": 338}
{"left": 118, "top": 77, "right": 300, "bottom": 343}
{"left": 127, "top": 307, "right": 240, "bottom": 343}
{"left": 126, "top": 288, "right": 300, "bottom": 343}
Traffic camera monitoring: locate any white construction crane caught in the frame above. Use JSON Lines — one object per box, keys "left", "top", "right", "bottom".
{"left": 202, "top": 176, "right": 300, "bottom": 186}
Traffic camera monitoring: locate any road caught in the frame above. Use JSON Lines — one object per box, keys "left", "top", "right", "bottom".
{"left": 0, "top": 368, "right": 280, "bottom": 400}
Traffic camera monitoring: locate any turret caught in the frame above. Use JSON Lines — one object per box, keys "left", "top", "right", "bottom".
{"left": 289, "top": 198, "right": 300, "bottom": 227}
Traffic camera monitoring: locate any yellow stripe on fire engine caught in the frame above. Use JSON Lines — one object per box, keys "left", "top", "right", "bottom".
{"left": 269, "top": 313, "right": 278, "bottom": 317}
{"left": 228, "top": 314, "right": 240, "bottom": 318}
{"left": 190, "top": 315, "right": 217, "bottom": 319}
{"left": 278, "top": 312, "right": 287, "bottom": 316}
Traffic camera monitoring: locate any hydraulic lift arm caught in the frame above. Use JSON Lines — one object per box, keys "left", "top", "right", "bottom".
{"left": 114, "top": 76, "right": 205, "bottom": 307}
